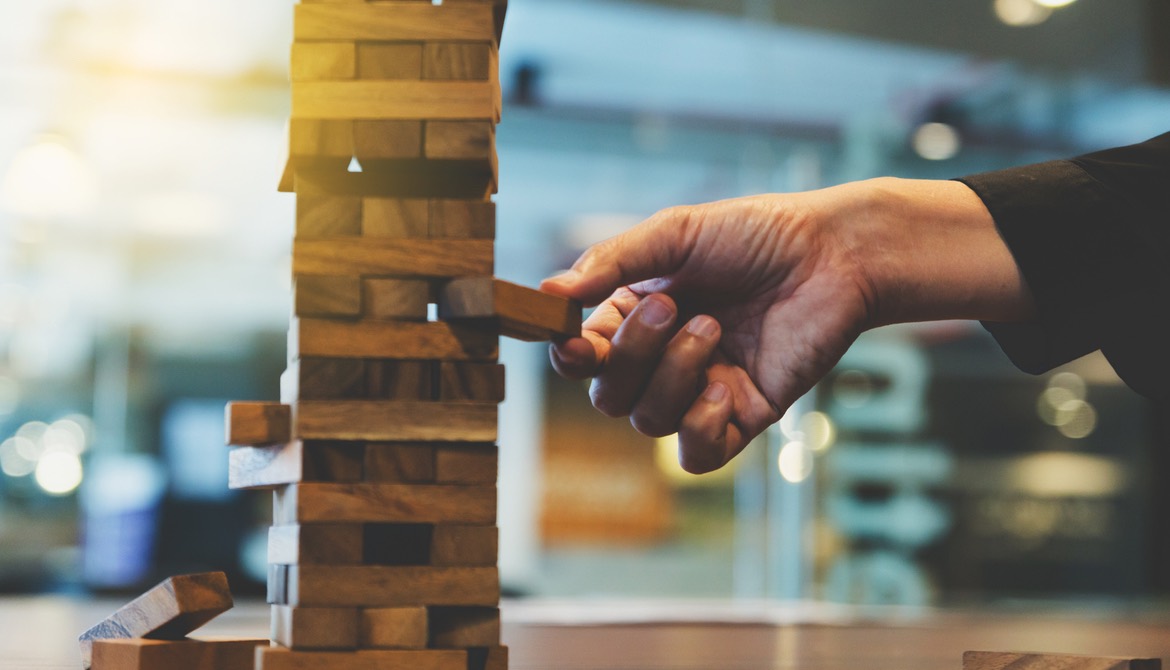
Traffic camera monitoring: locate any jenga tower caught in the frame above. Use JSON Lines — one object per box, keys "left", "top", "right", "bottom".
{"left": 225, "top": 2, "right": 578, "bottom": 669}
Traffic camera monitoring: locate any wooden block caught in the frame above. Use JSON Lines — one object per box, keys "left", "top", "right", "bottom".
{"left": 425, "top": 121, "right": 494, "bottom": 160}
{"left": 291, "top": 42, "right": 356, "bottom": 81}
{"left": 229, "top": 441, "right": 363, "bottom": 490}
{"left": 471, "top": 646, "right": 509, "bottom": 670}
{"left": 359, "top": 607, "right": 428, "bottom": 649}
{"left": 256, "top": 646, "right": 467, "bottom": 670}
{"left": 283, "top": 358, "right": 367, "bottom": 401}
{"left": 291, "top": 81, "right": 497, "bottom": 121}
{"left": 291, "top": 318, "right": 498, "bottom": 362}
{"left": 428, "top": 606, "right": 499, "bottom": 648}
{"left": 962, "top": 652, "right": 1161, "bottom": 670}
{"left": 430, "top": 525, "right": 498, "bottom": 567}
{"left": 364, "top": 442, "right": 436, "bottom": 483}
{"left": 362, "top": 278, "right": 430, "bottom": 320}
{"left": 356, "top": 43, "right": 422, "bottom": 80}
{"left": 91, "top": 638, "right": 266, "bottom": 670}
{"left": 294, "top": 275, "right": 362, "bottom": 318}
{"left": 296, "top": 195, "right": 361, "bottom": 238}
{"left": 226, "top": 402, "right": 292, "bottom": 446}
{"left": 438, "top": 362, "right": 504, "bottom": 402}
{"left": 353, "top": 120, "right": 422, "bottom": 160}
{"left": 294, "top": 400, "right": 497, "bottom": 442}
{"left": 268, "top": 524, "right": 364, "bottom": 565}
{"left": 429, "top": 199, "right": 495, "bottom": 239}
{"left": 361, "top": 198, "right": 429, "bottom": 238}
{"left": 294, "top": 3, "right": 497, "bottom": 42}
{"left": 267, "top": 565, "right": 289, "bottom": 605}
{"left": 363, "top": 524, "right": 434, "bottom": 565}
{"left": 423, "top": 43, "right": 493, "bottom": 81}
{"left": 273, "top": 483, "right": 496, "bottom": 524}
{"left": 79, "top": 573, "right": 233, "bottom": 668}
{"left": 366, "top": 360, "right": 436, "bottom": 400}
{"left": 290, "top": 119, "right": 353, "bottom": 157}
{"left": 292, "top": 239, "right": 494, "bottom": 278}
{"left": 435, "top": 444, "right": 497, "bottom": 484}
{"left": 439, "top": 277, "right": 582, "bottom": 341}
{"left": 271, "top": 606, "right": 358, "bottom": 650}
{"left": 290, "top": 165, "right": 496, "bottom": 200}
{"left": 286, "top": 565, "right": 499, "bottom": 607}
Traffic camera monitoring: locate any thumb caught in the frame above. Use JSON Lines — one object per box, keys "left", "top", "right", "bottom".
{"left": 540, "top": 207, "right": 696, "bottom": 306}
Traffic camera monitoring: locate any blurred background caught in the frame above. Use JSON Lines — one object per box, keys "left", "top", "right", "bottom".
{"left": 0, "top": 0, "right": 1167, "bottom": 609}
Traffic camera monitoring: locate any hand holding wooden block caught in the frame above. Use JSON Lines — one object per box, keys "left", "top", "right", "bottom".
{"left": 439, "top": 277, "right": 581, "bottom": 341}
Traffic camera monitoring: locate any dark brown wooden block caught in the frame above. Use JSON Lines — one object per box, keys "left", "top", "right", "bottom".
{"left": 296, "top": 195, "right": 361, "bottom": 238}
{"left": 282, "top": 358, "right": 367, "bottom": 401}
{"left": 268, "top": 524, "right": 364, "bottom": 565}
{"left": 435, "top": 444, "right": 497, "bottom": 484}
{"left": 356, "top": 43, "right": 422, "bottom": 80}
{"left": 291, "top": 81, "right": 497, "bottom": 121}
{"left": 91, "top": 638, "right": 266, "bottom": 670}
{"left": 292, "top": 238, "right": 494, "bottom": 277}
{"left": 229, "top": 441, "right": 363, "bottom": 490}
{"left": 225, "top": 402, "right": 292, "bottom": 446}
{"left": 438, "top": 277, "right": 582, "bottom": 341}
{"left": 429, "top": 199, "right": 495, "bottom": 239}
{"left": 291, "top": 42, "right": 356, "bottom": 81}
{"left": 359, "top": 607, "right": 428, "bottom": 649}
{"left": 364, "top": 442, "right": 436, "bottom": 483}
{"left": 353, "top": 120, "right": 422, "bottom": 161}
{"left": 365, "top": 360, "right": 436, "bottom": 400}
{"left": 423, "top": 43, "right": 493, "bottom": 81}
{"left": 428, "top": 606, "right": 500, "bottom": 648}
{"left": 256, "top": 646, "right": 467, "bottom": 670}
{"left": 363, "top": 524, "right": 434, "bottom": 565}
{"left": 438, "top": 362, "right": 504, "bottom": 402}
{"left": 430, "top": 525, "right": 498, "bottom": 567}
{"left": 79, "top": 572, "right": 234, "bottom": 668}
{"left": 286, "top": 565, "right": 499, "bottom": 607}
{"left": 273, "top": 483, "right": 496, "bottom": 525}
{"left": 962, "top": 652, "right": 1161, "bottom": 670}
{"left": 472, "top": 646, "right": 509, "bottom": 670}
{"left": 294, "top": 275, "right": 362, "bottom": 318}
{"left": 362, "top": 278, "right": 430, "bottom": 320}
{"left": 294, "top": 3, "right": 497, "bottom": 42}
{"left": 425, "top": 121, "right": 494, "bottom": 160}
{"left": 294, "top": 400, "right": 497, "bottom": 442}
{"left": 291, "top": 318, "right": 497, "bottom": 361}
{"left": 361, "top": 198, "right": 429, "bottom": 238}
{"left": 271, "top": 606, "right": 358, "bottom": 650}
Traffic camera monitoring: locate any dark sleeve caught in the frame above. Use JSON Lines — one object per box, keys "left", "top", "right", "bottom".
{"left": 955, "top": 132, "right": 1170, "bottom": 400}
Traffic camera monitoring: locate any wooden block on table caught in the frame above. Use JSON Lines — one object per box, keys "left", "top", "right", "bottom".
{"left": 294, "top": 400, "right": 497, "bottom": 442}
{"left": 962, "top": 652, "right": 1161, "bottom": 670}
{"left": 294, "top": 275, "right": 362, "bottom": 318}
{"left": 291, "top": 81, "right": 497, "bottom": 121}
{"left": 428, "top": 607, "right": 500, "bottom": 648}
{"left": 294, "top": 3, "right": 497, "bottom": 42}
{"left": 256, "top": 646, "right": 467, "bottom": 670}
{"left": 423, "top": 42, "right": 493, "bottom": 81}
{"left": 435, "top": 444, "right": 497, "bottom": 484}
{"left": 438, "top": 362, "right": 505, "bottom": 403}
{"left": 291, "top": 42, "right": 356, "bottom": 81}
{"left": 439, "top": 277, "right": 582, "bottom": 341}
{"left": 268, "top": 523, "right": 365, "bottom": 565}
{"left": 356, "top": 43, "right": 422, "bottom": 80}
{"left": 79, "top": 572, "right": 233, "bottom": 668}
{"left": 431, "top": 525, "right": 498, "bottom": 567}
{"left": 291, "top": 319, "right": 497, "bottom": 362}
{"left": 353, "top": 120, "right": 422, "bottom": 161}
{"left": 273, "top": 482, "right": 496, "bottom": 524}
{"left": 91, "top": 638, "right": 266, "bottom": 670}
{"left": 282, "top": 358, "right": 367, "bottom": 402}
{"left": 362, "top": 278, "right": 430, "bottom": 320}
{"left": 292, "top": 238, "right": 494, "bottom": 278}
{"left": 361, "top": 197, "right": 429, "bottom": 238}
{"left": 430, "top": 199, "right": 495, "bottom": 239}
{"left": 229, "top": 440, "right": 363, "bottom": 490}
{"left": 225, "top": 402, "right": 291, "bottom": 446}
{"left": 364, "top": 442, "right": 436, "bottom": 483}
{"left": 285, "top": 565, "right": 499, "bottom": 607}
{"left": 296, "top": 195, "right": 361, "bottom": 238}
{"left": 271, "top": 606, "right": 358, "bottom": 650}
{"left": 425, "top": 121, "right": 494, "bottom": 160}
{"left": 359, "top": 607, "right": 428, "bottom": 649}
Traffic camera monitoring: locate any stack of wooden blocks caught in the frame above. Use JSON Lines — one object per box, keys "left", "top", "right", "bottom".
{"left": 226, "top": 1, "right": 577, "bottom": 669}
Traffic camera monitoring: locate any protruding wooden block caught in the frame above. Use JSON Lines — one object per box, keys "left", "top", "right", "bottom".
{"left": 359, "top": 607, "right": 428, "bottom": 649}
{"left": 79, "top": 573, "right": 234, "bottom": 668}
{"left": 353, "top": 120, "right": 422, "bottom": 161}
{"left": 438, "top": 277, "right": 582, "bottom": 341}
{"left": 291, "top": 318, "right": 498, "bottom": 361}
{"left": 423, "top": 43, "right": 493, "bottom": 81}
{"left": 356, "top": 43, "right": 422, "bottom": 80}
{"left": 291, "top": 42, "right": 356, "bottom": 81}
{"left": 290, "top": 164, "right": 496, "bottom": 199}
{"left": 294, "top": 400, "right": 497, "bottom": 442}
{"left": 296, "top": 196, "right": 361, "bottom": 238}
{"left": 283, "top": 358, "right": 367, "bottom": 402}
{"left": 268, "top": 524, "right": 363, "bottom": 565}
{"left": 962, "top": 652, "right": 1161, "bottom": 670}
{"left": 364, "top": 443, "right": 436, "bottom": 483}
{"left": 291, "top": 81, "right": 497, "bottom": 121}
{"left": 438, "top": 362, "right": 504, "bottom": 402}
{"left": 430, "top": 199, "right": 495, "bottom": 239}
{"left": 285, "top": 565, "right": 499, "bottom": 607}
{"left": 271, "top": 606, "right": 358, "bottom": 650}
{"left": 361, "top": 198, "right": 429, "bottom": 238}
{"left": 273, "top": 483, "right": 496, "bottom": 524}
{"left": 294, "top": 3, "right": 497, "bottom": 42}
{"left": 362, "top": 278, "right": 430, "bottom": 320}
{"left": 435, "top": 444, "right": 497, "bottom": 484}
{"left": 428, "top": 606, "right": 500, "bottom": 648}
{"left": 425, "top": 121, "right": 494, "bottom": 160}
{"left": 430, "top": 525, "right": 498, "bottom": 567}
{"left": 91, "top": 638, "right": 266, "bottom": 670}
{"left": 292, "top": 238, "right": 494, "bottom": 278}
{"left": 294, "top": 275, "right": 362, "bottom": 318}
{"left": 226, "top": 402, "right": 292, "bottom": 446}
{"left": 229, "top": 441, "right": 363, "bottom": 490}
{"left": 256, "top": 646, "right": 467, "bottom": 670}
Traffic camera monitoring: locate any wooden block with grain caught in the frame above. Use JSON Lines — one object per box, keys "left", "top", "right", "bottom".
{"left": 294, "top": 275, "right": 362, "bottom": 318}
{"left": 273, "top": 483, "right": 496, "bottom": 524}
{"left": 229, "top": 440, "right": 363, "bottom": 490}
{"left": 294, "top": 400, "right": 497, "bottom": 442}
{"left": 280, "top": 120, "right": 354, "bottom": 192}
{"left": 225, "top": 402, "right": 291, "bottom": 446}
{"left": 438, "top": 362, "right": 505, "bottom": 403}
{"left": 356, "top": 43, "right": 422, "bottom": 80}
{"left": 78, "top": 572, "right": 233, "bottom": 668}
{"left": 271, "top": 606, "right": 358, "bottom": 650}
{"left": 365, "top": 360, "right": 437, "bottom": 400}
{"left": 290, "top": 164, "right": 496, "bottom": 199}
{"left": 428, "top": 606, "right": 500, "bottom": 648}
{"left": 291, "top": 42, "right": 356, "bottom": 81}
{"left": 292, "top": 238, "right": 494, "bottom": 278}
{"left": 256, "top": 646, "right": 468, "bottom": 670}
{"left": 439, "top": 277, "right": 582, "bottom": 341}
{"left": 429, "top": 199, "right": 495, "bottom": 239}
{"left": 435, "top": 444, "right": 497, "bottom": 484}
{"left": 473, "top": 646, "right": 510, "bottom": 670}
{"left": 424, "top": 42, "right": 494, "bottom": 81}
{"left": 282, "top": 358, "right": 367, "bottom": 402}
{"left": 362, "top": 278, "right": 430, "bottom": 320}
{"left": 285, "top": 565, "right": 499, "bottom": 607}
{"left": 269, "top": 523, "right": 365, "bottom": 565}
{"left": 364, "top": 442, "right": 436, "bottom": 483}
{"left": 296, "top": 195, "right": 361, "bottom": 238}
{"left": 291, "top": 81, "right": 497, "bottom": 121}
{"left": 361, "top": 198, "right": 429, "bottom": 238}
{"left": 359, "top": 607, "right": 428, "bottom": 649}
{"left": 425, "top": 120, "right": 494, "bottom": 160}
{"left": 291, "top": 318, "right": 498, "bottom": 361}
{"left": 353, "top": 120, "right": 423, "bottom": 162}
{"left": 91, "top": 638, "right": 266, "bottom": 670}
{"left": 962, "top": 652, "right": 1161, "bottom": 670}
{"left": 431, "top": 525, "right": 498, "bottom": 567}
{"left": 294, "top": 3, "right": 497, "bottom": 42}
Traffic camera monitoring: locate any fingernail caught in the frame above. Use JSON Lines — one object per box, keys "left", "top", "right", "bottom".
{"left": 543, "top": 269, "right": 580, "bottom": 286}
{"left": 639, "top": 298, "right": 672, "bottom": 326}
{"left": 703, "top": 382, "right": 728, "bottom": 403}
{"left": 687, "top": 316, "right": 718, "bottom": 338}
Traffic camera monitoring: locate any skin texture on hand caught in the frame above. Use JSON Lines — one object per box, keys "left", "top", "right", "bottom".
{"left": 541, "top": 177, "right": 1033, "bottom": 474}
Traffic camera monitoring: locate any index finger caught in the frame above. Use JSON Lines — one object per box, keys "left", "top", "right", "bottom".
{"left": 548, "top": 288, "right": 641, "bottom": 380}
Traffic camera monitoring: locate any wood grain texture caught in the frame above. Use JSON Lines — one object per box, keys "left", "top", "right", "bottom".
{"left": 430, "top": 199, "right": 495, "bottom": 239}
{"left": 296, "top": 195, "right": 361, "bottom": 238}
{"left": 294, "top": 3, "right": 496, "bottom": 42}
{"left": 292, "top": 238, "right": 494, "bottom": 277}
{"left": 291, "top": 81, "right": 497, "bottom": 121}
{"left": 271, "top": 606, "right": 358, "bottom": 650}
{"left": 359, "top": 607, "right": 428, "bottom": 649}
{"left": 439, "top": 277, "right": 582, "bottom": 341}
{"left": 962, "top": 652, "right": 1161, "bottom": 670}
{"left": 268, "top": 524, "right": 363, "bottom": 565}
{"left": 435, "top": 444, "right": 498, "bottom": 484}
{"left": 429, "top": 606, "right": 500, "bottom": 648}
{"left": 78, "top": 573, "right": 233, "bottom": 668}
{"left": 291, "top": 318, "right": 498, "bottom": 361}
{"left": 289, "top": 165, "right": 496, "bottom": 199}
{"left": 423, "top": 42, "right": 493, "bottom": 81}
{"left": 294, "top": 400, "right": 497, "bottom": 442}
{"left": 475, "top": 646, "right": 509, "bottom": 670}
{"left": 229, "top": 441, "right": 363, "bottom": 490}
{"left": 273, "top": 482, "right": 496, "bottom": 524}
{"left": 430, "top": 525, "right": 498, "bottom": 567}
{"left": 361, "top": 198, "right": 429, "bottom": 238}
{"left": 353, "top": 120, "right": 422, "bottom": 161}
{"left": 356, "top": 43, "right": 422, "bottom": 80}
{"left": 291, "top": 42, "right": 356, "bottom": 81}
{"left": 362, "top": 278, "right": 429, "bottom": 320}
{"left": 225, "top": 402, "right": 291, "bottom": 446}
{"left": 294, "top": 275, "right": 362, "bottom": 318}
{"left": 425, "top": 120, "right": 494, "bottom": 160}
{"left": 286, "top": 565, "right": 499, "bottom": 607}
{"left": 438, "top": 362, "right": 505, "bottom": 402}
{"left": 256, "top": 646, "right": 467, "bottom": 670}
{"left": 282, "top": 358, "right": 367, "bottom": 402}
{"left": 365, "top": 360, "right": 437, "bottom": 400}
{"left": 91, "top": 638, "right": 265, "bottom": 670}
{"left": 364, "top": 442, "right": 437, "bottom": 483}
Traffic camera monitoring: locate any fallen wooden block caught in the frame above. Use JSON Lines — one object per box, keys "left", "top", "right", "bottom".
{"left": 439, "top": 277, "right": 582, "bottom": 341}
{"left": 256, "top": 646, "right": 467, "bottom": 670}
{"left": 78, "top": 572, "right": 234, "bottom": 668}
{"left": 271, "top": 606, "right": 358, "bottom": 650}
{"left": 962, "top": 651, "right": 1161, "bottom": 670}
{"left": 91, "top": 638, "right": 266, "bottom": 670}
{"left": 284, "top": 565, "right": 499, "bottom": 607}
{"left": 294, "top": 400, "right": 497, "bottom": 442}
{"left": 225, "top": 402, "right": 291, "bottom": 446}
{"left": 272, "top": 482, "right": 496, "bottom": 524}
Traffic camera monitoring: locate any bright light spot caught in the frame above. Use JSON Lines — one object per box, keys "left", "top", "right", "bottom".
{"left": 1034, "top": 0, "right": 1076, "bottom": 6}
{"left": 0, "top": 135, "right": 99, "bottom": 219}
{"left": 912, "top": 122, "right": 961, "bottom": 160}
{"left": 1055, "top": 400, "right": 1097, "bottom": 439}
{"left": 1048, "top": 371, "right": 1086, "bottom": 398}
{"left": 1037, "top": 372, "right": 1088, "bottom": 425}
{"left": 0, "top": 438, "right": 35, "bottom": 477}
{"left": 1008, "top": 452, "right": 1120, "bottom": 497}
{"left": 778, "top": 440, "right": 814, "bottom": 483}
{"left": 347, "top": 156, "right": 363, "bottom": 173}
{"left": 994, "top": 0, "right": 1053, "bottom": 26}
{"left": 16, "top": 421, "right": 48, "bottom": 444}
{"left": 832, "top": 369, "right": 874, "bottom": 408}
{"left": 45, "top": 419, "right": 88, "bottom": 455}
{"left": 801, "top": 412, "right": 836, "bottom": 452}
{"left": 35, "top": 451, "right": 83, "bottom": 495}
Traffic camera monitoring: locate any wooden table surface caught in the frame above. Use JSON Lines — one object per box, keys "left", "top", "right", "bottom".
{"left": 5, "top": 596, "right": 1170, "bottom": 669}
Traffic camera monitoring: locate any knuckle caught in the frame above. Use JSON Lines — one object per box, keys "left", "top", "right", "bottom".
{"left": 589, "top": 383, "right": 629, "bottom": 418}
{"left": 629, "top": 410, "right": 674, "bottom": 439}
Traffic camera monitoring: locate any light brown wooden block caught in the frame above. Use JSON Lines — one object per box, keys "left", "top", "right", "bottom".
{"left": 962, "top": 652, "right": 1160, "bottom": 670}
{"left": 79, "top": 573, "right": 234, "bottom": 668}
{"left": 425, "top": 121, "right": 494, "bottom": 160}
{"left": 296, "top": 196, "right": 361, "bottom": 238}
{"left": 431, "top": 525, "right": 498, "bottom": 567}
{"left": 365, "top": 360, "right": 436, "bottom": 400}
{"left": 438, "top": 362, "right": 504, "bottom": 402}
{"left": 291, "top": 42, "right": 356, "bottom": 81}
{"left": 429, "top": 606, "right": 499, "bottom": 648}
{"left": 362, "top": 278, "right": 429, "bottom": 320}
{"left": 91, "top": 638, "right": 266, "bottom": 670}
{"left": 364, "top": 443, "right": 436, "bottom": 483}
{"left": 226, "top": 402, "right": 291, "bottom": 446}
{"left": 359, "top": 607, "right": 428, "bottom": 649}
{"left": 289, "top": 119, "right": 353, "bottom": 158}
{"left": 435, "top": 444, "right": 497, "bottom": 484}
{"left": 291, "top": 81, "right": 497, "bottom": 121}
{"left": 353, "top": 120, "right": 422, "bottom": 160}
{"left": 361, "top": 198, "right": 429, "bottom": 238}
{"left": 294, "top": 3, "right": 496, "bottom": 42}
{"left": 282, "top": 358, "right": 367, "bottom": 402}
{"left": 429, "top": 199, "right": 495, "bottom": 239}
{"left": 356, "top": 43, "right": 422, "bottom": 80}
{"left": 439, "top": 277, "right": 582, "bottom": 341}
{"left": 294, "top": 275, "right": 362, "bottom": 318}
{"left": 286, "top": 565, "right": 499, "bottom": 607}
{"left": 256, "top": 646, "right": 467, "bottom": 670}
{"left": 423, "top": 42, "right": 493, "bottom": 81}
{"left": 294, "top": 400, "right": 497, "bottom": 442}
{"left": 291, "top": 318, "right": 498, "bottom": 361}
{"left": 268, "top": 524, "right": 364, "bottom": 565}
{"left": 271, "top": 606, "right": 358, "bottom": 650}
{"left": 273, "top": 483, "right": 496, "bottom": 525}
{"left": 292, "top": 238, "right": 494, "bottom": 277}
{"left": 291, "top": 164, "right": 496, "bottom": 200}
{"left": 229, "top": 441, "right": 363, "bottom": 490}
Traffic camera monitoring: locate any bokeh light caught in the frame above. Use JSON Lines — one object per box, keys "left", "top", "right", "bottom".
{"left": 993, "top": 0, "right": 1053, "bottom": 26}
{"left": 778, "top": 440, "right": 814, "bottom": 483}
{"left": 35, "top": 451, "right": 84, "bottom": 495}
